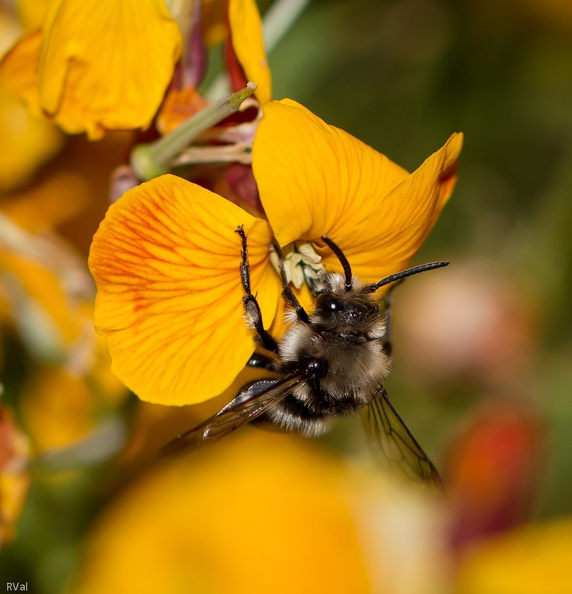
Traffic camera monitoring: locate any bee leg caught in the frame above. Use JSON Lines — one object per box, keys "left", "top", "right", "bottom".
{"left": 236, "top": 226, "right": 279, "bottom": 352}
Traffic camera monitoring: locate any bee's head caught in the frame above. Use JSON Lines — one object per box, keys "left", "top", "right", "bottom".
{"left": 314, "top": 236, "right": 381, "bottom": 333}
{"left": 312, "top": 276, "right": 381, "bottom": 332}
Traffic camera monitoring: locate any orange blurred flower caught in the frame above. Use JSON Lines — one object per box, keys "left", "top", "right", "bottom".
{"left": 444, "top": 399, "right": 545, "bottom": 549}
{"left": 0, "top": 404, "right": 30, "bottom": 545}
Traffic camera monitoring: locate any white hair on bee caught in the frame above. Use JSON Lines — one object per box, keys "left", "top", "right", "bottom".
{"left": 264, "top": 405, "right": 334, "bottom": 437}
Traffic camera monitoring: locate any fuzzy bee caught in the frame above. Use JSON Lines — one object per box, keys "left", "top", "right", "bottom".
{"left": 161, "top": 227, "right": 446, "bottom": 488}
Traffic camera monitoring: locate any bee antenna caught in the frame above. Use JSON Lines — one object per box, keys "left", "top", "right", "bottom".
{"left": 321, "top": 235, "right": 353, "bottom": 291}
{"left": 367, "top": 261, "right": 449, "bottom": 292}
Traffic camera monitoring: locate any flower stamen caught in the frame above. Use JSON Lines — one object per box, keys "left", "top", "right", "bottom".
{"left": 270, "top": 241, "right": 325, "bottom": 291}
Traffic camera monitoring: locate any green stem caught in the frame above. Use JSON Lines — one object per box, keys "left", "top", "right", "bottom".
{"left": 131, "top": 82, "right": 257, "bottom": 180}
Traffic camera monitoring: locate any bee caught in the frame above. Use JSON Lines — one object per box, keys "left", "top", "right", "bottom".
{"left": 160, "top": 227, "right": 446, "bottom": 488}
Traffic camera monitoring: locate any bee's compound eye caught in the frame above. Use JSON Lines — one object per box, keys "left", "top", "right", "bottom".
{"left": 316, "top": 294, "right": 342, "bottom": 312}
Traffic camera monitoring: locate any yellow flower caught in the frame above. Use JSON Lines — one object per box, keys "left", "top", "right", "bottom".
{"left": 0, "top": 0, "right": 182, "bottom": 139}
{"left": 70, "top": 432, "right": 447, "bottom": 594}
{"left": 89, "top": 99, "right": 462, "bottom": 406}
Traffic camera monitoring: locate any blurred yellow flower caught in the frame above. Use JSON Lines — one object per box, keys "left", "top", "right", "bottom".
{"left": 70, "top": 433, "right": 448, "bottom": 594}
{"left": 0, "top": 247, "right": 88, "bottom": 361}
{"left": 16, "top": 0, "right": 51, "bottom": 31}
{"left": 89, "top": 99, "right": 462, "bottom": 406}
{"left": 0, "top": 216, "right": 128, "bottom": 453}
{"left": 0, "top": 83, "right": 63, "bottom": 192}
{"left": 457, "top": 516, "right": 572, "bottom": 594}
{"left": 0, "top": 0, "right": 182, "bottom": 139}
{"left": 18, "top": 355, "right": 126, "bottom": 454}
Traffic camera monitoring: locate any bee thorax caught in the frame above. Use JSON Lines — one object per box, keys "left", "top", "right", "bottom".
{"left": 278, "top": 321, "right": 390, "bottom": 401}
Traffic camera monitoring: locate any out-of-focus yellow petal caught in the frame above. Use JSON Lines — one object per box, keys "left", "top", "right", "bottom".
{"left": 1, "top": 131, "right": 135, "bottom": 254}
{"left": 70, "top": 434, "right": 374, "bottom": 594}
{"left": 2, "top": 0, "right": 182, "bottom": 139}
{"left": 89, "top": 174, "right": 280, "bottom": 406}
{"left": 17, "top": 0, "right": 51, "bottom": 31}
{"left": 19, "top": 366, "right": 95, "bottom": 451}
{"left": 253, "top": 99, "right": 462, "bottom": 284}
{"left": 457, "top": 517, "right": 572, "bottom": 594}
{"left": 229, "top": 0, "right": 272, "bottom": 104}
{"left": 2, "top": 169, "right": 88, "bottom": 231}
{"left": 0, "top": 251, "right": 84, "bottom": 348}
{"left": 0, "top": 31, "right": 43, "bottom": 115}
{"left": 71, "top": 432, "right": 450, "bottom": 594}
{"left": 0, "top": 84, "right": 63, "bottom": 191}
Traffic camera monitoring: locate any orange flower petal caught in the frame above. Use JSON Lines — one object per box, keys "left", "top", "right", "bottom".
{"left": 89, "top": 175, "right": 279, "bottom": 406}
{"left": 335, "top": 132, "right": 463, "bottom": 281}
{"left": 5, "top": 0, "right": 183, "bottom": 139}
{"left": 156, "top": 87, "right": 210, "bottom": 136}
{"left": 229, "top": 0, "right": 272, "bottom": 104}
{"left": 253, "top": 99, "right": 463, "bottom": 284}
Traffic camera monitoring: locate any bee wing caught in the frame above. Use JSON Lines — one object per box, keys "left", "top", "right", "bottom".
{"left": 159, "top": 374, "right": 303, "bottom": 459}
{"left": 364, "top": 386, "right": 443, "bottom": 490}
